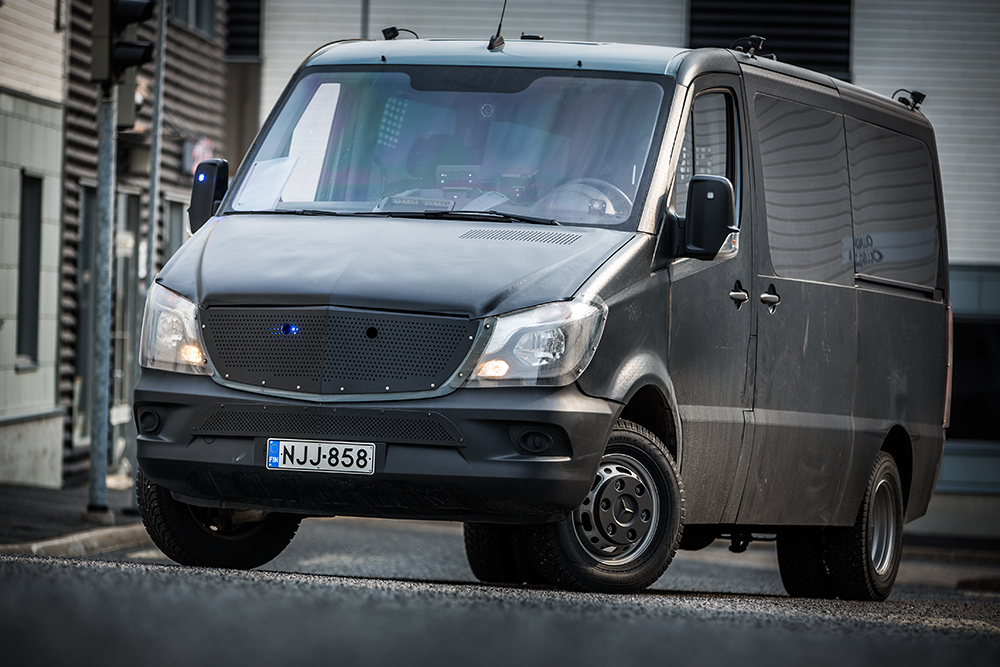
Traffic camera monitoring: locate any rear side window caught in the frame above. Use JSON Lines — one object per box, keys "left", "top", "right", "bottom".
{"left": 756, "top": 95, "right": 854, "bottom": 285}
{"left": 845, "top": 118, "right": 940, "bottom": 288}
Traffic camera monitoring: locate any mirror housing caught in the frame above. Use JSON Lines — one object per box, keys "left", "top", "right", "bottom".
{"left": 189, "top": 159, "right": 228, "bottom": 233}
{"left": 681, "top": 174, "right": 738, "bottom": 260}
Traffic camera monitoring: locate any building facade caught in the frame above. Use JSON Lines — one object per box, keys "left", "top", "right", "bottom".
{"left": 0, "top": 0, "right": 67, "bottom": 487}
{"left": 58, "top": 0, "right": 229, "bottom": 482}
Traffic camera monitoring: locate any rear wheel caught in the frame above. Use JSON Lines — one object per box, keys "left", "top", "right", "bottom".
{"left": 822, "top": 451, "right": 904, "bottom": 601}
{"left": 137, "top": 470, "right": 301, "bottom": 569}
{"left": 521, "top": 420, "right": 684, "bottom": 593}
{"left": 776, "top": 527, "right": 834, "bottom": 598}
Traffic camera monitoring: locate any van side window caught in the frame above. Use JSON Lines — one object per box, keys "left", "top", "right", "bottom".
{"left": 845, "top": 118, "right": 940, "bottom": 288}
{"left": 675, "top": 92, "right": 731, "bottom": 218}
{"left": 756, "top": 95, "right": 854, "bottom": 286}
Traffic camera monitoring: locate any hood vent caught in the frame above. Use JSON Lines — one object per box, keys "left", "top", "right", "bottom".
{"left": 460, "top": 228, "right": 581, "bottom": 245}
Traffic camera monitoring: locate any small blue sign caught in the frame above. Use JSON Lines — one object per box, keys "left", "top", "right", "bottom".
{"left": 267, "top": 439, "right": 280, "bottom": 468}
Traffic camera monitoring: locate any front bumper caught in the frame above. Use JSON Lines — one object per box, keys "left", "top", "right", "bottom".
{"left": 134, "top": 369, "right": 618, "bottom": 523}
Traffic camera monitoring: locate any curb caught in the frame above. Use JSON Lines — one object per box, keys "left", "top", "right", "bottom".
{"left": 0, "top": 523, "right": 152, "bottom": 558}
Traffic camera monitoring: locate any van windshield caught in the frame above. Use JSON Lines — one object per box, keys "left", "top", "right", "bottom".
{"left": 226, "top": 66, "right": 667, "bottom": 229}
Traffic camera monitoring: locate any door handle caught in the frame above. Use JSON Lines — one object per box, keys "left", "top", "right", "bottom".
{"left": 729, "top": 280, "right": 749, "bottom": 309}
{"left": 760, "top": 285, "right": 780, "bottom": 313}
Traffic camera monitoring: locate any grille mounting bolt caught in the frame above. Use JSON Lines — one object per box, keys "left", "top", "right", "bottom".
{"left": 225, "top": 374, "right": 229, "bottom": 378}
{"left": 385, "top": 386, "right": 390, "bottom": 391}
{"left": 296, "top": 385, "right": 300, "bottom": 390}
{"left": 261, "top": 381, "right": 266, "bottom": 385}
{"left": 341, "top": 387, "right": 345, "bottom": 391}
{"left": 430, "top": 383, "right": 436, "bottom": 388}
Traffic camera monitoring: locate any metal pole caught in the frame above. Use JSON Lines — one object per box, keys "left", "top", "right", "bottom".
{"left": 88, "top": 82, "right": 117, "bottom": 519}
{"left": 126, "top": 0, "right": 169, "bottom": 511}
{"left": 145, "top": 0, "right": 166, "bottom": 284}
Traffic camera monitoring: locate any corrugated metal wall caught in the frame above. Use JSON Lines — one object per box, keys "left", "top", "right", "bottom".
{"left": 259, "top": 0, "right": 687, "bottom": 128}
{"left": 60, "top": 0, "right": 230, "bottom": 481}
{"left": 852, "top": 0, "right": 1000, "bottom": 267}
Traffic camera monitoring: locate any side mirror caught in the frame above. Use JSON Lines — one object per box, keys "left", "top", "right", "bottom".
{"left": 189, "top": 159, "right": 228, "bottom": 233}
{"left": 682, "top": 175, "right": 738, "bottom": 260}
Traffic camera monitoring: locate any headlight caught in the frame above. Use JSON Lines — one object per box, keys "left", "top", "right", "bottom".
{"left": 465, "top": 295, "right": 607, "bottom": 387}
{"left": 139, "top": 283, "right": 214, "bottom": 375}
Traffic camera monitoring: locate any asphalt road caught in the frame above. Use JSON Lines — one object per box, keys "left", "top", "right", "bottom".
{"left": 2, "top": 517, "right": 999, "bottom": 667}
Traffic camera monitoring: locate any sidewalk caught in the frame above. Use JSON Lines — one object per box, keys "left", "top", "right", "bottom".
{"left": 0, "top": 482, "right": 151, "bottom": 556}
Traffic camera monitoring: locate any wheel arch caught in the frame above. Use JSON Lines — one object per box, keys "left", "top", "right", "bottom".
{"left": 879, "top": 425, "right": 913, "bottom": 514}
{"left": 619, "top": 381, "right": 681, "bottom": 464}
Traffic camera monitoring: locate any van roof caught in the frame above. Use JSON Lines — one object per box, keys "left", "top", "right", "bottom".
{"left": 306, "top": 38, "right": 691, "bottom": 75}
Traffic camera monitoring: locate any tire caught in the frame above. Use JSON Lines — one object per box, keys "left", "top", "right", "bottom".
{"left": 521, "top": 419, "right": 684, "bottom": 593}
{"left": 822, "top": 451, "right": 904, "bottom": 601}
{"left": 464, "top": 523, "right": 546, "bottom": 585}
{"left": 776, "top": 527, "right": 834, "bottom": 598}
{"left": 137, "top": 470, "right": 302, "bottom": 569}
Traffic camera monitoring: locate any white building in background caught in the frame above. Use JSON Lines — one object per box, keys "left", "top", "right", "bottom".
{"left": 0, "top": 0, "right": 67, "bottom": 487}
{"left": 230, "top": 0, "right": 1000, "bottom": 540}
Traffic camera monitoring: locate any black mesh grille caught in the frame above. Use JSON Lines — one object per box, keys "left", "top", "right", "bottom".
{"left": 202, "top": 307, "right": 478, "bottom": 394}
{"left": 194, "top": 405, "right": 460, "bottom": 445}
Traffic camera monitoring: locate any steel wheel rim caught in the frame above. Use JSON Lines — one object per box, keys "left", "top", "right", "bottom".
{"left": 870, "top": 478, "right": 897, "bottom": 576}
{"left": 571, "top": 452, "right": 660, "bottom": 566}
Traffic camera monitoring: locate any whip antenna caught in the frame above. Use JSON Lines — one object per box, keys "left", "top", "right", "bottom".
{"left": 488, "top": 0, "right": 509, "bottom": 50}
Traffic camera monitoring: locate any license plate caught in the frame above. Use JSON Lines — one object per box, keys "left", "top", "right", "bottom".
{"left": 266, "top": 439, "right": 375, "bottom": 475}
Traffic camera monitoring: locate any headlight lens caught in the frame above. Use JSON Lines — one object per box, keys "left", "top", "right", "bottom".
{"left": 465, "top": 295, "right": 607, "bottom": 387}
{"left": 139, "top": 283, "right": 214, "bottom": 375}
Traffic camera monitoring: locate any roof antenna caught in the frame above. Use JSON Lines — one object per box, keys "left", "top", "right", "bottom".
{"left": 488, "top": 0, "right": 509, "bottom": 51}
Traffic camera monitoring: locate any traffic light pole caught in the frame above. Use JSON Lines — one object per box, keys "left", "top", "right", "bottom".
{"left": 87, "top": 82, "right": 118, "bottom": 519}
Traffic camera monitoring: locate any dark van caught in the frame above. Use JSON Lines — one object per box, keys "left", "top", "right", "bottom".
{"left": 134, "top": 37, "right": 951, "bottom": 600}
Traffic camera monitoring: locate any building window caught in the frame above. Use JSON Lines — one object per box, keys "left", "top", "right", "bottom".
{"left": 689, "top": 0, "right": 852, "bottom": 81}
{"left": 16, "top": 173, "right": 43, "bottom": 366}
{"left": 172, "top": 0, "right": 216, "bottom": 38}
{"left": 164, "top": 200, "right": 189, "bottom": 260}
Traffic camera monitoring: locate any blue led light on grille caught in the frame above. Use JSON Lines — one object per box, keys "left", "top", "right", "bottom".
{"left": 197, "top": 173, "right": 206, "bottom": 182}
{"left": 280, "top": 323, "right": 299, "bottom": 336}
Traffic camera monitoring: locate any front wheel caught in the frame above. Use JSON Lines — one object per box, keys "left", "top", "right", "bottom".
{"left": 137, "top": 470, "right": 301, "bottom": 569}
{"left": 521, "top": 420, "right": 684, "bottom": 593}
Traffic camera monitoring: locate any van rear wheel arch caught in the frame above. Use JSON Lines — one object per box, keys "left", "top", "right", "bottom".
{"left": 879, "top": 425, "right": 913, "bottom": 515}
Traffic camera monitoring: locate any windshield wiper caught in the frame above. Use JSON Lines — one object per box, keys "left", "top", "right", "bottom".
{"left": 223, "top": 208, "right": 560, "bottom": 225}
{"left": 224, "top": 209, "right": 342, "bottom": 216}
{"left": 365, "top": 209, "right": 560, "bottom": 226}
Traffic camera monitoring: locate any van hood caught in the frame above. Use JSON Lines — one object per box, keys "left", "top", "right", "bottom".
{"left": 157, "top": 216, "right": 635, "bottom": 318}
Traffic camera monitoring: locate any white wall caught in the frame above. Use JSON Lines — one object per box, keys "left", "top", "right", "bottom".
{"left": 853, "top": 0, "right": 1000, "bottom": 267}
{"left": 0, "top": 0, "right": 67, "bottom": 103}
{"left": 259, "top": 0, "right": 687, "bottom": 124}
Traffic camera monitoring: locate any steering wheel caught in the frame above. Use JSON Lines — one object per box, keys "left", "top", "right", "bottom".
{"left": 537, "top": 178, "right": 633, "bottom": 217}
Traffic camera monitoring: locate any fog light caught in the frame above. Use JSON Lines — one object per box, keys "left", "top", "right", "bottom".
{"left": 477, "top": 359, "right": 510, "bottom": 378}
{"left": 138, "top": 409, "right": 161, "bottom": 434}
{"left": 519, "top": 430, "right": 553, "bottom": 454}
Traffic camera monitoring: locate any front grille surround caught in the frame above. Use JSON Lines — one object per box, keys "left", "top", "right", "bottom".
{"left": 201, "top": 306, "right": 479, "bottom": 396}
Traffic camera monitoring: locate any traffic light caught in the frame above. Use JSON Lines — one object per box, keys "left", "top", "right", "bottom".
{"left": 91, "top": 0, "right": 156, "bottom": 85}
